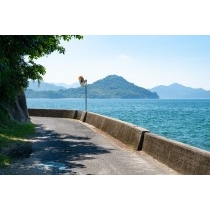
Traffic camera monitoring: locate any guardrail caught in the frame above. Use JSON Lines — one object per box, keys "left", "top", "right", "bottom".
{"left": 28, "top": 108, "right": 210, "bottom": 175}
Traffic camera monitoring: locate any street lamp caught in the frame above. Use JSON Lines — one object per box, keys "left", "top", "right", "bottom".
{"left": 78, "top": 76, "right": 87, "bottom": 111}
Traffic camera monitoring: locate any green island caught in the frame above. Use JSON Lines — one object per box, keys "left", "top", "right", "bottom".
{"left": 26, "top": 75, "right": 159, "bottom": 99}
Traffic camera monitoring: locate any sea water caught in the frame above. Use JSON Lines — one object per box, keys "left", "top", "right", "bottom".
{"left": 27, "top": 98, "right": 210, "bottom": 152}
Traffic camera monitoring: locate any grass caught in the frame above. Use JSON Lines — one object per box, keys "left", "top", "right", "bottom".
{"left": 0, "top": 121, "right": 35, "bottom": 167}
{"left": 0, "top": 155, "right": 11, "bottom": 167}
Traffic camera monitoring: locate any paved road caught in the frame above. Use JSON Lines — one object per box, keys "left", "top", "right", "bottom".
{"left": 1, "top": 117, "right": 178, "bottom": 175}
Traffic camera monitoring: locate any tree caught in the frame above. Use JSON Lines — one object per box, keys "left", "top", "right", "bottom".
{"left": 0, "top": 35, "right": 83, "bottom": 122}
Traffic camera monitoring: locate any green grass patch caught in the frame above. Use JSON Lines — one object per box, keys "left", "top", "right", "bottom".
{"left": 0, "top": 121, "right": 35, "bottom": 167}
{"left": 0, "top": 154, "right": 12, "bottom": 167}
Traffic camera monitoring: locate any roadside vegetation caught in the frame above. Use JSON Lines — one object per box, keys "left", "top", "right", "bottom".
{"left": 0, "top": 109, "right": 35, "bottom": 167}
{"left": 0, "top": 35, "right": 82, "bottom": 169}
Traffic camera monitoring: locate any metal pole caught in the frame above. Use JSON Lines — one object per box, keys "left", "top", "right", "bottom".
{"left": 78, "top": 76, "right": 87, "bottom": 111}
{"left": 85, "top": 80, "right": 87, "bottom": 111}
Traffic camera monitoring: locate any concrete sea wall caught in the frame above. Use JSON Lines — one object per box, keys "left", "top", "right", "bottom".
{"left": 28, "top": 108, "right": 210, "bottom": 175}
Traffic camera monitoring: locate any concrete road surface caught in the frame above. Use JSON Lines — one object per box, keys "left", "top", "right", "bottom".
{"left": 0, "top": 117, "right": 178, "bottom": 175}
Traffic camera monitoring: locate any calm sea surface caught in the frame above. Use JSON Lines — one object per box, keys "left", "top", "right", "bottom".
{"left": 27, "top": 98, "right": 210, "bottom": 152}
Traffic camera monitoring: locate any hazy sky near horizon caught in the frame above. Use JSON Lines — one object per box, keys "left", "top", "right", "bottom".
{"left": 36, "top": 35, "right": 210, "bottom": 90}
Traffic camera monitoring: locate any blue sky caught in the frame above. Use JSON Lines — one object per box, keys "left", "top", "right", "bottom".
{"left": 2, "top": 1, "right": 210, "bottom": 89}
{"left": 37, "top": 35, "right": 210, "bottom": 90}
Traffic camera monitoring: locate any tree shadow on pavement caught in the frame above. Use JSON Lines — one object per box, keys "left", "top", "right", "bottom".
{"left": 1, "top": 123, "right": 112, "bottom": 175}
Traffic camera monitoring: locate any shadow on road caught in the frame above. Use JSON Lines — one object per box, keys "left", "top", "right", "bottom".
{"left": 1, "top": 123, "right": 112, "bottom": 175}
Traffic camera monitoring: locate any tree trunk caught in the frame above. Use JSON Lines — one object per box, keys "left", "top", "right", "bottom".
{"left": 7, "top": 90, "right": 30, "bottom": 123}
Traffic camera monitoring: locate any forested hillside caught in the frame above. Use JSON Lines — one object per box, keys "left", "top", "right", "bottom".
{"left": 26, "top": 75, "right": 159, "bottom": 99}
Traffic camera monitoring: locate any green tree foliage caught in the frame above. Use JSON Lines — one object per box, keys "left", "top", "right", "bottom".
{"left": 0, "top": 35, "right": 83, "bottom": 104}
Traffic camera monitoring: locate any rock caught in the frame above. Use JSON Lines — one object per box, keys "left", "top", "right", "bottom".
{"left": 7, "top": 90, "right": 31, "bottom": 123}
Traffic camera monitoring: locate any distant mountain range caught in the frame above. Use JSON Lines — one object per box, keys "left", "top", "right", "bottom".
{"left": 28, "top": 81, "right": 66, "bottom": 91}
{"left": 150, "top": 83, "right": 210, "bottom": 99}
{"left": 26, "top": 75, "right": 159, "bottom": 99}
{"left": 28, "top": 81, "right": 79, "bottom": 91}
{"left": 26, "top": 76, "right": 210, "bottom": 99}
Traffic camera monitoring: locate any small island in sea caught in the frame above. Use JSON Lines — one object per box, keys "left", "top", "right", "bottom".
{"left": 26, "top": 75, "right": 159, "bottom": 99}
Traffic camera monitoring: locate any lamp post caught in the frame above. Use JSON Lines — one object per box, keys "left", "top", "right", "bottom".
{"left": 78, "top": 76, "right": 87, "bottom": 111}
